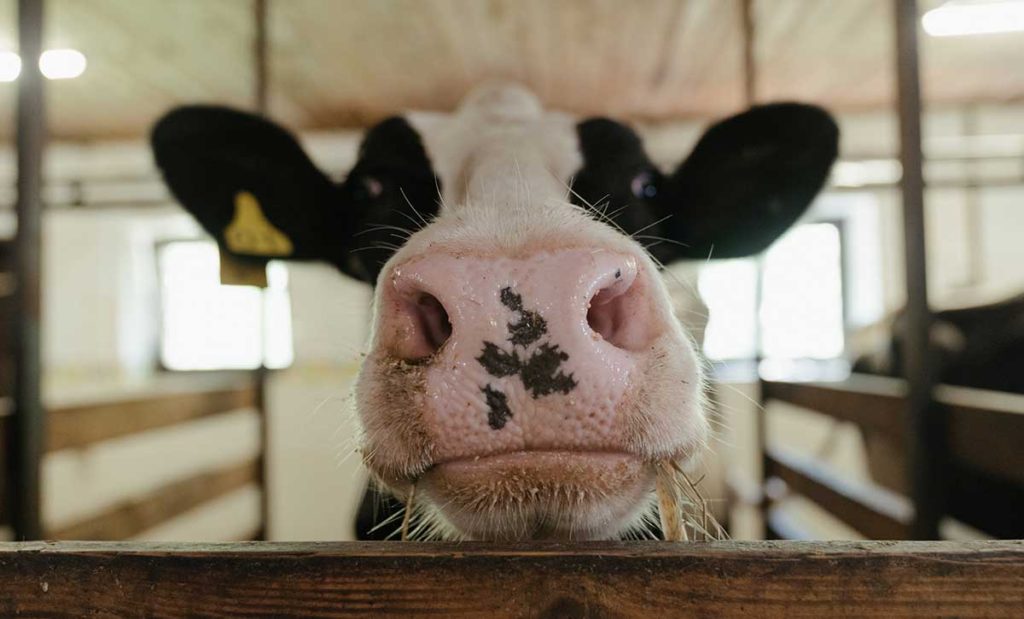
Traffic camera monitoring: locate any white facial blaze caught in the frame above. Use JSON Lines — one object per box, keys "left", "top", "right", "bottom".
{"left": 357, "top": 83, "right": 708, "bottom": 541}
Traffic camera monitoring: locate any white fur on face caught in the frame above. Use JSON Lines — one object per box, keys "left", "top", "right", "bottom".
{"left": 354, "top": 83, "right": 708, "bottom": 541}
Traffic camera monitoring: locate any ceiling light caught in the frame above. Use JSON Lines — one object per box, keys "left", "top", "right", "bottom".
{"left": 39, "top": 48, "right": 86, "bottom": 80}
{"left": 923, "top": 0, "right": 1024, "bottom": 36}
{"left": 0, "top": 51, "right": 21, "bottom": 82}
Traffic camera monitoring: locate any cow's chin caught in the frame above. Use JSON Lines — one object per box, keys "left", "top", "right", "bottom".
{"left": 417, "top": 451, "right": 655, "bottom": 541}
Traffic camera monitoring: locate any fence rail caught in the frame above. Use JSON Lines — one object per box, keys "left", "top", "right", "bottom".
{"left": 0, "top": 375, "right": 263, "bottom": 539}
{"left": 761, "top": 375, "right": 1024, "bottom": 539}
{"left": 47, "top": 384, "right": 258, "bottom": 452}
{"left": 1, "top": 540, "right": 1022, "bottom": 617}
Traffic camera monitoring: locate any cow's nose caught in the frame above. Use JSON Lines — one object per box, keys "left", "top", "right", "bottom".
{"left": 381, "top": 249, "right": 655, "bottom": 363}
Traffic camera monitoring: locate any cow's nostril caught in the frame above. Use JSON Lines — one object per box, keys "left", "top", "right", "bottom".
{"left": 413, "top": 293, "right": 452, "bottom": 356}
{"left": 587, "top": 270, "right": 650, "bottom": 351}
{"left": 394, "top": 291, "right": 452, "bottom": 361}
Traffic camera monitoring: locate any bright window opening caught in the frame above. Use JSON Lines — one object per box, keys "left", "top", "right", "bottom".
{"left": 158, "top": 241, "right": 293, "bottom": 370}
{"left": 699, "top": 260, "right": 759, "bottom": 360}
{"left": 760, "top": 223, "right": 845, "bottom": 359}
{"left": 699, "top": 223, "right": 845, "bottom": 361}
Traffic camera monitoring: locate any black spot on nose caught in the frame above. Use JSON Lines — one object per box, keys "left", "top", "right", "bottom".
{"left": 475, "top": 286, "right": 579, "bottom": 430}
{"left": 482, "top": 384, "right": 512, "bottom": 430}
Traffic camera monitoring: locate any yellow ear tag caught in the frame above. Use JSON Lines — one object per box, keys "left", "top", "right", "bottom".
{"left": 224, "top": 191, "right": 294, "bottom": 257}
{"left": 219, "top": 247, "right": 268, "bottom": 288}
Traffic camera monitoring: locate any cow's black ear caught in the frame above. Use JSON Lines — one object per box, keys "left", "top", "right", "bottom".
{"left": 152, "top": 107, "right": 440, "bottom": 284}
{"left": 336, "top": 116, "right": 442, "bottom": 282}
{"left": 655, "top": 103, "right": 839, "bottom": 259}
{"left": 571, "top": 118, "right": 674, "bottom": 262}
{"left": 151, "top": 106, "right": 348, "bottom": 269}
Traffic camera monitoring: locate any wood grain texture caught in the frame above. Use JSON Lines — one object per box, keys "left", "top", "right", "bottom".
{"left": 0, "top": 540, "right": 1022, "bottom": 617}
{"left": 47, "top": 384, "right": 258, "bottom": 452}
{"left": 47, "top": 460, "right": 258, "bottom": 541}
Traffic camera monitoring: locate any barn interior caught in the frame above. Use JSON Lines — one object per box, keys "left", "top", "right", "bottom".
{"left": 1, "top": 0, "right": 1022, "bottom": 544}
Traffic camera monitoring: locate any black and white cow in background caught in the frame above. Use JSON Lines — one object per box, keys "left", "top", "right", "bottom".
{"left": 151, "top": 83, "right": 837, "bottom": 541}
{"left": 855, "top": 292, "right": 1024, "bottom": 394}
{"left": 851, "top": 293, "right": 1024, "bottom": 537}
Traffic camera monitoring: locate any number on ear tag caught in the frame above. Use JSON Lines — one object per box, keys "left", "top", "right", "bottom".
{"left": 224, "top": 191, "right": 294, "bottom": 257}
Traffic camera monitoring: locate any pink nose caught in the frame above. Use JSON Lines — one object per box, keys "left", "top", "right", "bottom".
{"left": 375, "top": 249, "right": 660, "bottom": 461}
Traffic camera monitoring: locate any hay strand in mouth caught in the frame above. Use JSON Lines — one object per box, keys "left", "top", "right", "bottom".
{"left": 655, "top": 459, "right": 730, "bottom": 542}
{"left": 668, "top": 460, "right": 729, "bottom": 541}
{"left": 655, "top": 461, "right": 688, "bottom": 541}
{"left": 400, "top": 483, "right": 417, "bottom": 541}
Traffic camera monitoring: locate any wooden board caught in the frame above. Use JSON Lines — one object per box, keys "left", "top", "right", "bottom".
{"left": 0, "top": 541, "right": 1022, "bottom": 617}
{"left": 761, "top": 375, "right": 907, "bottom": 439}
{"left": 765, "top": 446, "right": 912, "bottom": 540}
{"left": 48, "top": 460, "right": 258, "bottom": 541}
{"left": 47, "top": 384, "right": 257, "bottom": 452}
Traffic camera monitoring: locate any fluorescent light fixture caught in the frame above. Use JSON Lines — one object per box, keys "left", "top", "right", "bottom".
{"left": 923, "top": 0, "right": 1024, "bottom": 36}
{"left": 0, "top": 51, "right": 21, "bottom": 82}
{"left": 39, "top": 48, "right": 86, "bottom": 79}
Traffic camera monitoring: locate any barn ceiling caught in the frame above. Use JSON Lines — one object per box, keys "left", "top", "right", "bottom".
{"left": 0, "top": 0, "right": 1021, "bottom": 141}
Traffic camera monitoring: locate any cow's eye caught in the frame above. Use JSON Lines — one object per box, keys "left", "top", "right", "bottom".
{"left": 630, "top": 171, "right": 658, "bottom": 200}
{"left": 354, "top": 176, "right": 384, "bottom": 201}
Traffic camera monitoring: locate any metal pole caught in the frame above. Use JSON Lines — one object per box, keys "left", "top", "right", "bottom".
{"left": 10, "top": 0, "right": 46, "bottom": 541}
{"left": 738, "top": 0, "right": 773, "bottom": 538}
{"left": 253, "top": 0, "right": 271, "bottom": 541}
{"left": 740, "top": 0, "right": 756, "bottom": 106}
{"left": 894, "top": 0, "right": 942, "bottom": 540}
{"left": 254, "top": 0, "right": 269, "bottom": 116}
{"left": 961, "top": 106, "right": 983, "bottom": 288}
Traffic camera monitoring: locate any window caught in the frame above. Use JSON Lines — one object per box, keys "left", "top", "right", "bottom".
{"left": 158, "top": 241, "right": 293, "bottom": 370}
{"left": 698, "top": 222, "right": 845, "bottom": 361}
{"left": 760, "top": 223, "right": 845, "bottom": 359}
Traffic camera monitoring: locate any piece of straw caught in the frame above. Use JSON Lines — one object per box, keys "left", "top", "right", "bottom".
{"left": 655, "top": 460, "right": 688, "bottom": 541}
{"left": 400, "top": 483, "right": 416, "bottom": 541}
{"left": 669, "top": 460, "right": 729, "bottom": 541}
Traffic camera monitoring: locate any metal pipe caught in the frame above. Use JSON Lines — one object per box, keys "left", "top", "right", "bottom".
{"left": 740, "top": 0, "right": 757, "bottom": 106}
{"left": 253, "top": 0, "right": 271, "bottom": 541}
{"left": 9, "top": 0, "right": 46, "bottom": 540}
{"left": 894, "top": 0, "right": 942, "bottom": 540}
{"left": 254, "top": 0, "right": 269, "bottom": 116}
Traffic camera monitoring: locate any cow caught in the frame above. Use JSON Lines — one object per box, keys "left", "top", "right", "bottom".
{"left": 854, "top": 292, "right": 1024, "bottom": 395}
{"left": 151, "top": 83, "right": 838, "bottom": 541}
{"left": 851, "top": 293, "right": 1024, "bottom": 537}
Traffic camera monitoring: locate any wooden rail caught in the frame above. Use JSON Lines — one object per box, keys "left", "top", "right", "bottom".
{"left": 761, "top": 375, "right": 906, "bottom": 439}
{"left": 48, "top": 460, "right": 259, "bottom": 540}
{"left": 761, "top": 376, "right": 1024, "bottom": 538}
{"left": 1, "top": 377, "right": 262, "bottom": 537}
{"left": 765, "top": 446, "right": 912, "bottom": 539}
{"left": 0, "top": 541, "right": 1021, "bottom": 616}
{"left": 47, "top": 384, "right": 258, "bottom": 452}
